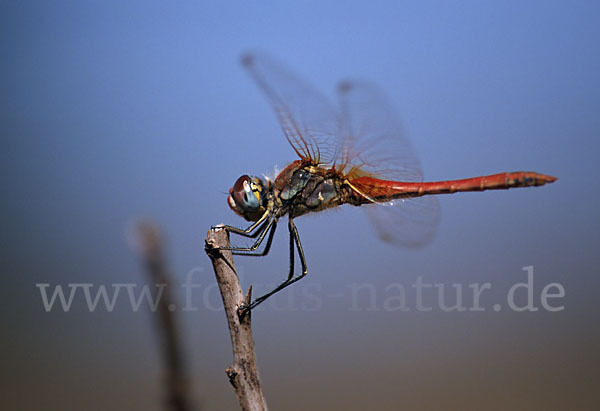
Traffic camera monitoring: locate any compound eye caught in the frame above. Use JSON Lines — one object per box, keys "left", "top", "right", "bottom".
{"left": 232, "top": 175, "right": 250, "bottom": 194}
{"left": 231, "top": 175, "right": 260, "bottom": 211}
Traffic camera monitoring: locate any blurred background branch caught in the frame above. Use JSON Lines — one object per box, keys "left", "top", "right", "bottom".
{"left": 136, "top": 221, "right": 193, "bottom": 411}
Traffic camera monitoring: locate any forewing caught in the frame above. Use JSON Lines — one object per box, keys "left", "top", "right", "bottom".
{"left": 338, "top": 80, "right": 440, "bottom": 246}
{"left": 242, "top": 52, "right": 341, "bottom": 165}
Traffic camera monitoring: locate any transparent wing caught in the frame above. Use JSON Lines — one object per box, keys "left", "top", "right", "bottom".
{"left": 337, "top": 80, "right": 423, "bottom": 181}
{"left": 364, "top": 197, "right": 440, "bottom": 247}
{"left": 241, "top": 52, "right": 341, "bottom": 165}
{"left": 338, "top": 80, "right": 440, "bottom": 246}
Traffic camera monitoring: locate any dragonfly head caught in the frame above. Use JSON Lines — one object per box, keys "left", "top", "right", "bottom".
{"left": 228, "top": 175, "right": 267, "bottom": 221}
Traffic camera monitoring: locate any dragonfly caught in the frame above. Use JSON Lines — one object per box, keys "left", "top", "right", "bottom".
{"left": 217, "top": 52, "right": 556, "bottom": 316}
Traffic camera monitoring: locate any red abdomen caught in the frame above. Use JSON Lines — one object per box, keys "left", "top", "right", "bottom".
{"left": 350, "top": 172, "right": 557, "bottom": 203}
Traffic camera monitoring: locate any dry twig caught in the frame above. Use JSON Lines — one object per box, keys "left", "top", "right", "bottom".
{"left": 205, "top": 227, "right": 268, "bottom": 411}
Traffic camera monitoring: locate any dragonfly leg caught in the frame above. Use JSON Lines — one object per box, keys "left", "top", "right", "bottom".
{"left": 231, "top": 220, "right": 278, "bottom": 256}
{"left": 212, "top": 210, "right": 270, "bottom": 238}
{"left": 220, "top": 218, "right": 277, "bottom": 253}
{"left": 238, "top": 218, "right": 308, "bottom": 319}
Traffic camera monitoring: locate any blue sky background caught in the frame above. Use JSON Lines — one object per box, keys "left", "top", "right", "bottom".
{"left": 1, "top": 1, "right": 599, "bottom": 410}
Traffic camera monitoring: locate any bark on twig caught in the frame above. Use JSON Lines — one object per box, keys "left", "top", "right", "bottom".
{"left": 136, "top": 221, "right": 193, "bottom": 411}
{"left": 205, "top": 228, "right": 268, "bottom": 411}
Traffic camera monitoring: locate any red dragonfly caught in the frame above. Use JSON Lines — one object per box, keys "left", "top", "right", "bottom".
{"left": 218, "top": 52, "right": 556, "bottom": 315}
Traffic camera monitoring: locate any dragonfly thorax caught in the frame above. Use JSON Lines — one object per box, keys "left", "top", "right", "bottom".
{"left": 228, "top": 175, "right": 270, "bottom": 221}
{"left": 273, "top": 163, "right": 351, "bottom": 218}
